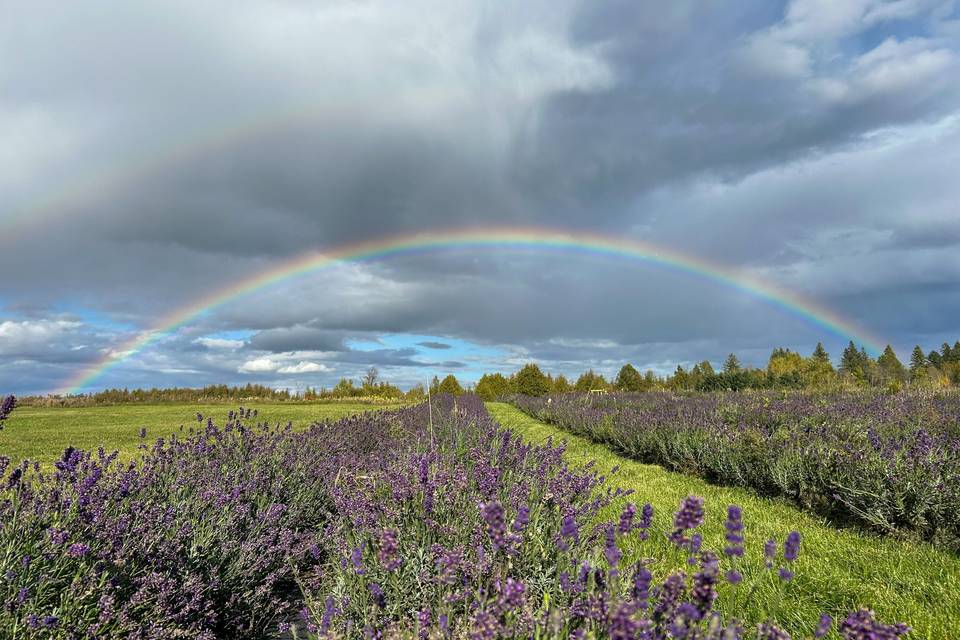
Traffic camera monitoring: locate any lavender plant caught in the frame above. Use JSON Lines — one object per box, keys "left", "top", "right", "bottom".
{"left": 0, "top": 394, "right": 15, "bottom": 429}
{"left": 512, "top": 391, "right": 960, "bottom": 547}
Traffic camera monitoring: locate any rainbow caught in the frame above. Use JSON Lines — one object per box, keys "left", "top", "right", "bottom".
{"left": 55, "top": 227, "right": 885, "bottom": 395}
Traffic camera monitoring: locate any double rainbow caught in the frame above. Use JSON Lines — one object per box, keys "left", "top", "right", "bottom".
{"left": 55, "top": 227, "right": 884, "bottom": 395}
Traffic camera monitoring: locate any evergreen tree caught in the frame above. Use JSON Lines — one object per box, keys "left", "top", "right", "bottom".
{"left": 574, "top": 370, "right": 607, "bottom": 392}
{"left": 692, "top": 360, "right": 715, "bottom": 377}
{"left": 670, "top": 366, "right": 690, "bottom": 390}
{"left": 722, "top": 353, "right": 741, "bottom": 374}
{"left": 811, "top": 342, "right": 830, "bottom": 364}
{"left": 436, "top": 374, "right": 464, "bottom": 396}
{"left": 928, "top": 350, "right": 943, "bottom": 368}
{"left": 643, "top": 370, "right": 658, "bottom": 388}
{"left": 909, "top": 346, "right": 927, "bottom": 374}
{"left": 514, "top": 364, "right": 551, "bottom": 396}
{"left": 615, "top": 364, "right": 644, "bottom": 391}
{"left": 839, "top": 341, "right": 863, "bottom": 376}
{"left": 475, "top": 373, "right": 512, "bottom": 401}
{"left": 877, "top": 345, "right": 906, "bottom": 383}
{"left": 553, "top": 374, "right": 572, "bottom": 393}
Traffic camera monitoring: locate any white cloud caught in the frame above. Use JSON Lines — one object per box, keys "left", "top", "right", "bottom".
{"left": 238, "top": 357, "right": 278, "bottom": 373}
{"left": 238, "top": 355, "right": 333, "bottom": 374}
{"left": 738, "top": 0, "right": 957, "bottom": 103}
{"left": 0, "top": 319, "right": 82, "bottom": 350}
{"left": 277, "top": 361, "right": 332, "bottom": 374}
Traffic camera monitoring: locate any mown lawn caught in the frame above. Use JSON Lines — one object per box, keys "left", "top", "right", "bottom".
{"left": 0, "top": 402, "right": 384, "bottom": 464}
{"left": 488, "top": 402, "right": 960, "bottom": 639}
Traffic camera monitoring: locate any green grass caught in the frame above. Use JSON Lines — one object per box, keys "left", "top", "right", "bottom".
{"left": 488, "top": 402, "right": 960, "bottom": 639}
{"left": 0, "top": 402, "right": 381, "bottom": 464}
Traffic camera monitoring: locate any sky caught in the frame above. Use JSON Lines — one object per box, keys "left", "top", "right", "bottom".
{"left": 2, "top": 0, "right": 959, "bottom": 395}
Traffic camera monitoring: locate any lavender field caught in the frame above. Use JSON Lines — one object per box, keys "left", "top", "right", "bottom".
{"left": 0, "top": 393, "right": 922, "bottom": 638}
{"left": 512, "top": 391, "right": 960, "bottom": 548}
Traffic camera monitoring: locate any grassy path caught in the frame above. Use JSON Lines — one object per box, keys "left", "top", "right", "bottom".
{"left": 488, "top": 402, "right": 960, "bottom": 639}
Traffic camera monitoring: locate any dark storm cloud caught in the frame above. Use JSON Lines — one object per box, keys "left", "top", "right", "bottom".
{"left": 246, "top": 326, "right": 347, "bottom": 353}
{"left": 1, "top": 0, "right": 959, "bottom": 393}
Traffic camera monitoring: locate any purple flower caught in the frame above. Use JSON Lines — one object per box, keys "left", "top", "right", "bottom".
{"left": 67, "top": 542, "right": 90, "bottom": 557}
{"left": 320, "top": 596, "right": 337, "bottom": 632}
{"left": 654, "top": 572, "right": 687, "bottom": 619}
{"left": 47, "top": 528, "right": 69, "bottom": 546}
{"left": 512, "top": 505, "right": 530, "bottom": 533}
{"left": 692, "top": 551, "right": 719, "bottom": 614}
{"left": 499, "top": 577, "right": 525, "bottom": 609}
{"left": 815, "top": 613, "right": 833, "bottom": 638}
{"left": 757, "top": 621, "right": 791, "bottom": 639}
{"left": 638, "top": 503, "right": 653, "bottom": 540}
{"left": 670, "top": 496, "right": 704, "bottom": 548}
{"left": 418, "top": 608, "right": 431, "bottom": 638}
{"left": 5, "top": 467, "right": 22, "bottom": 490}
{"left": 418, "top": 455, "right": 430, "bottom": 485}
{"left": 378, "top": 529, "right": 401, "bottom": 571}
{"left": 668, "top": 602, "right": 702, "bottom": 635}
{"left": 632, "top": 565, "right": 652, "bottom": 609}
{"left": 350, "top": 546, "right": 365, "bottom": 575}
{"left": 480, "top": 501, "right": 507, "bottom": 551}
{"left": 784, "top": 531, "right": 801, "bottom": 562}
{"left": 840, "top": 609, "right": 910, "bottom": 639}
{"left": 724, "top": 505, "right": 744, "bottom": 557}
{"left": 779, "top": 531, "right": 801, "bottom": 581}
{"left": 764, "top": 539, "right": 777, "bottom": 569}
{"left": 608, "top": 602, "right": 642, "bottom": 639}
{"left": 368, "top": 582, "right": 386, "bottom": 608}
{"left": 618, "top": 503, "right": 637, "bottom": 534}
{"left": 558, "top": 514, "right": 579, "bottom": 551}
{"left": 604, "top": 525, "right": 622, "bottom": 568}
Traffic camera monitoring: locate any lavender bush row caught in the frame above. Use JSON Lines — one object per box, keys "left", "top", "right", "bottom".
{"left": 295, "top": 395, "right": 906, "bottom": 639}
{"left": 0, "top": 402, "right": 425, "bottom": 637}
{"left": 511, "top": 391, "right": 960, "bottom": 546}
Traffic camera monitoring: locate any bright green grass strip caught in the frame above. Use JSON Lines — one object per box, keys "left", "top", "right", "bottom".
{"left": 0, "top": 402, "right": 381, "bottom": 464}
{"left": 488, "top": 402, "right": 960, "bottom": 639}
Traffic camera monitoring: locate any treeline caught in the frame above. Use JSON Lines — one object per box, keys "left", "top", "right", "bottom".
{"left": 24, "top": 368, "right": 417, "bottom": 406}
{"left": 465, "top": 339, "right": 960, "bottom": 399}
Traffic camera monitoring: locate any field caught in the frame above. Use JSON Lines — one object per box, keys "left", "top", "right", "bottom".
{"left": 0, "top": 402, "right": 383, "bottom": 464}
{"left": 0, "top": 394, "right": 949, "bottom": 638}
